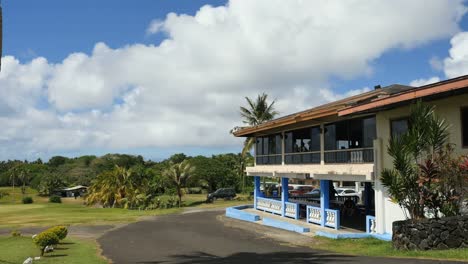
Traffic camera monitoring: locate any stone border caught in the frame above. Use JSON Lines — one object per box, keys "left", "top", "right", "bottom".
{"left": 393, "top": 215, "right": 468, "bottom": 250}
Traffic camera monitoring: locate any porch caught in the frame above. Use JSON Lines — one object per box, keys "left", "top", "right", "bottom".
{"left": 251, "top": 176, "right": 378, "bottom": 235}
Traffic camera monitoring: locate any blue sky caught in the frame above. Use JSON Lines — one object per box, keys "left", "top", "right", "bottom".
{"left": 1, "top": 0, "right": 468, "bottom": 161}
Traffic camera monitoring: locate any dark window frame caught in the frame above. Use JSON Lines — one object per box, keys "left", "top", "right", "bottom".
{"left": 461, "top": 107, "right": 468, "bottom": 148}
{"left": 390, "top": 116, "right": 410, "bottom": 139}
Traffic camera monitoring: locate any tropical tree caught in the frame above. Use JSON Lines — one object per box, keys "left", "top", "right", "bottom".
{"left": 238, "top": 93, "right": 279, "bottom": 156}
{"left": 163, "top": 160, "right": 195, "bottom": 207}
{"left": 38, "top": 173, "right": 67, "bottom": 196}
{"left": 381, "top": 101, "right": 451, "bottom": 220}
{"left": 18, "top": 167, "right": 30, "bottom": 195}
{"left": 235, "top": 93, "right": 278, "bottom": 192}
{"left": 86, "top": 166, "right": 149, "bottom": 208}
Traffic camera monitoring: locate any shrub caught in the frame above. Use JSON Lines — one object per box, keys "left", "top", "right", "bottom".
{"left": 46, "top": 226, "right": 68, "bottom": 240}
{"left": 33, "top": 231, "right": 59, "bottom": 256}
{"left": 22, "top": 196, "right": 33, "bottom": 204}
{"left": 10, "top": 230, "right": 21, "bottom": 237}
{"left": 0, "top": 190, "right": 9, "bottom": 199}
{"left": 187, "top": 187, "right": 202, "bottom": 194}
{"left": 49, "top": 195, "right": 62, "bottom": 203}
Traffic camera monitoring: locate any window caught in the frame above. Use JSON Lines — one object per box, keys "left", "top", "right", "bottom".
{"left": 255, "top": 134, "right": 282, "bottom": 165}
{"left": 324, "top": 116, "right": 376, "bottom": 163}
{"left": 390, "top": 118, "right": 409, "bottom": 139}
{"left": 462, "top": 108, "right": 468, "bottom": 147}
{"left": 284, "top": 127, "right": 320, "bottom": 164}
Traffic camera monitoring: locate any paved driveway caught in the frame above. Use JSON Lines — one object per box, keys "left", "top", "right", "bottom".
{"left": 98, "top": 211, "right": 455, "bottom": 264}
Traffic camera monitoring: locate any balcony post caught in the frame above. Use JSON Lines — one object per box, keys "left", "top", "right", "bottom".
{"left": 281, "top": 132, "right": 285, "bottom": 165}
{"left": 281, "top": 177, "right": 288, "bottom": 217}
{"left": 320, "top": 180, "right": 330, "bottom": 227}
{"left": 320, "top": 124, "right": 325, "bottom": 165}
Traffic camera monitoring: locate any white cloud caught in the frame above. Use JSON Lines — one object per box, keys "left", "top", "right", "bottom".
{"left": 409, "top": 76, "right": 441, "bottom": 87}
{"left": 444, "top": 31, "right": 468, "bottom": 78}
{"left": 0, "top": 0, "right": 467, "bottom": 159}
{"left": 146, "top": 19, "right": 165, "bottom": 35}
{"left": 410, "top": 30, "right": 468, "bottom": 86}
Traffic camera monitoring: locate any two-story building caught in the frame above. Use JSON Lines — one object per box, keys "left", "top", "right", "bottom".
{"left": 233, "top": 75, "right": 468, "bottom": 236}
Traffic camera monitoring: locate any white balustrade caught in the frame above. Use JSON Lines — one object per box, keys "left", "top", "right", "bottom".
{"left": 325, "top": 209, "right": 338, "bottom": 227}
{"left": 285, "top": 202, "right": 298, "bottom": 219}
{"left": 307, "top": 206, "right": 322, "bottom": 224}
{"left": 370, "top": 218, "right": 376, "bottom": 233}
{"left": 256, "top": 197, "right": 282, "bottom": 215}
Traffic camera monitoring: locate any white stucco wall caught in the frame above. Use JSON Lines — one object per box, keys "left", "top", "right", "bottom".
{"left": 375, "top": 93, "right": 468, "bottom": 234}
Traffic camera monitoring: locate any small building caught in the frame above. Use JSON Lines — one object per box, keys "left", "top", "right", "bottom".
{"left": 60, "top": 185, "right": 88, "bottom": 198}
{"left": 233, "top": 75, "right": 468, "bottom": 237}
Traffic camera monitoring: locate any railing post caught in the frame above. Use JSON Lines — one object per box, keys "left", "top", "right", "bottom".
{"left": 281, "top": 177, "right": 288, "bottom": 217}
{"left": 320, "top": 180, "right": 330, "bottom": 227}
{"left": 254, "top": 176, "right": 261, "bottom": 209}
{"left": 364, "top": 182, "right": 372, "bottom": 215}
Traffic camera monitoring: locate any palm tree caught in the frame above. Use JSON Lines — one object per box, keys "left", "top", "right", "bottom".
{"left": 236, "top": 93, "right": 278, "bottom": 192}
{"left": 86, "top": 166, "right": 148, "bottom": 208}
{"left": 163, "top": 160, "right": 195, "bottom": 207}
{"left": 239, "top": 93, "right": 279, "bottom": 156}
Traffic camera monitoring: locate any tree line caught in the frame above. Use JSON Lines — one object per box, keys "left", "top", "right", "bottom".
{"left": 0, "top": 153, "right": 254, "bottom": 206}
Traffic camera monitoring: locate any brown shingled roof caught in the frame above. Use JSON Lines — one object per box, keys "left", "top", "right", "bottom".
{"left": 233, "top": 75, "right": 468, "bottom": 137}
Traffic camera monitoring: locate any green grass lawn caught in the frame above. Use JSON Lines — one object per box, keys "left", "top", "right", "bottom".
{"left": 0, "top": 187, "right": 251, "bottom": 228}
{"left": 313, "top": 237, "right": 468, "bottom": 261}
{"left": 0, "top": 236, "right": 107, "bottom": 264}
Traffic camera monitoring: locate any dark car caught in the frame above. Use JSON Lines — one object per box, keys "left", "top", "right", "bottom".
{"left": 207, "top": 188, "right": 236, "bottom": 202}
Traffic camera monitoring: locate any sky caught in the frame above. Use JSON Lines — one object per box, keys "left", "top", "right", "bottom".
{"left": 1, "top": 0, "right": 468, "bottom": 161}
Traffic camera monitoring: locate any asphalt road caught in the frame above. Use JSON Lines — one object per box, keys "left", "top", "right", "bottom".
{"left": 98, "top": 211, "right": 456, "bottom": 264}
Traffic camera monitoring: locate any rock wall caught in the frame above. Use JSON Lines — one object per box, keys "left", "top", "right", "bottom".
{"left": 392, "top": 215, "right": 468, "bottom": 250}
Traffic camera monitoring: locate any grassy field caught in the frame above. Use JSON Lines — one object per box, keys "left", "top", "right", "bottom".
{"left": 0, "top": 236, "right": 107, "bottom": 264}
{"left": 313, "top": 237, "right": 468, "bottom": 261}
{"left": 0, "top": 187, "right": 251, "bottom": 228}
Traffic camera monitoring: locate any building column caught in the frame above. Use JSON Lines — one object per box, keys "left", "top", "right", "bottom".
{"left": 364, "top": 182, "right": 372, "bottom": 215}
{"left": 281, "top": 177, "right": 289, "bottom": 217}
{"left": 281, "top": 132, "right": 285, "bottom": 165}
{"left": 254, "top": 176, "right": 261, "bottom": 209}
{"left": 373, "top": 138, "right": 385, "bottom": 234}
{"left": 320, "top": 180, "right": 330, "bottom": 227}
{"left": 320, "top": 124, "right": 325, "bottom": 165}
{"left": 355, "top": 181, "right": 360, "bottom": 192}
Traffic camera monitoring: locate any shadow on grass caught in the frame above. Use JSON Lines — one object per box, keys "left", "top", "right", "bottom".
{"left": 136, "top": 251, "right": 357, "bottom": 264}
{"left": 184, "top": 201, "right": 206, "bottom": 207}
{"left": 45, "top": 254, "right": 68, "bottom": 258}
{"left": 59, "top": 242, "right": 75, "bottom": 245}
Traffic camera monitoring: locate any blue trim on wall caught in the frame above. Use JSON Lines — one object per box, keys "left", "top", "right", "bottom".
{"left": 316, "top": 231, "right": 392, "bottom": 241}
{"left": 263, "top": 217, "right": 310, "bottom": 233}
{"left": 225, "top": 205, "right": 260, "bottom": 222}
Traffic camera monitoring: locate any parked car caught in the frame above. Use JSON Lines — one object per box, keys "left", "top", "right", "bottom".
{"left": 206, "top": 188, "right": 236, "bottom": 202}
{"left": 289, "top": 185, "right": 314, "bottom": 196}
{"left": 304, "top": 189, "right": 320, "bottom": 198}
{"left": 336, "top": 188, "right": 361, "bottom": 202}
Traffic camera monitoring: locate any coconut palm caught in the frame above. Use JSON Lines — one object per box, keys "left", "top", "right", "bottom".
{"left": 236, "top": 93, "right": 278, "bottom": 192}
{"left": 163, "top": 160, "right": 195, "bottom": 207}
{"left": 86, "top": 166, "right": 148, "bottom": 208}
{"left": 239, "top": 93, "right": 279, "bottom": 156}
